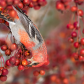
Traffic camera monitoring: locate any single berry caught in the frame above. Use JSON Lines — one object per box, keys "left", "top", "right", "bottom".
{"left": 73, "top": 53, "right": 78, "bottom": 59}
{"left": 22, "top": 59, "right": 28, "bottom": 66}
{"left": 33, "top": 70, "right": 39, "bottom": 76}
{"left": 2, "top": 69, "right": 8, "bottom": 75}
{"left": 79, "top": 56, "right": 84, "bottom": 61}
{"left": 80, "top": 49, "right": 84, "bottom": 55}
{"left": 5, "top": 49, "right": 11, "bottom": 56}
{"left": 9, "top": 56, "right": 16, "bottom": 65}
{"left": 25, "top": 50, "right": 30, "bottom": 56}
{"left": 18, "top": 65, "right": 24, "bottom": 71}
{"left": 81, "top": 38, "right": 84, "bottom": 45}
{"left": 29, "top": 2, "right": 33, "bottom": 8}
{"left": 68, "top": 38, "right": 74, "bottom": 43}
{"left": 9, "top": 10, "right": 17, "bottom": 18}
{"left": 23, "top": 0, "right": 30, "bottom": 5}
{"left": 16, "top": 53, "right": 21, "bottom": 58}
{"left": 18, "top": 2, "right": 23, "bottom": 9}
{"left": 7, "top": 0, "right": 13, "bottom": 5}
{"left": 0, "top": 75, "right": 7, "bottom": 82}
{"left": 56, "top": 2, "right": 64, "bottom": 11}
{"left": 78, "top": 9, "right": 83, "bottom": 17}
{"left": 1, "top": 45, "right": 7, "bottom": 51}
{"left": 11, "top": 43, "right": 17, "bottom": 50}
{"left": 5, "top": 59, "right": 11, "bottom": 66}
{"left": 71, "top": 6, "right": 77, "bottom": 12}
{"left": 40, "top": 70, "right": 45, "bottom": 75}
{"left": 74, "top": 42, "right": 79, "bottom": 48}
{"left": 71, "top": 31, "right": 77, "bottom": 38}
{"left": 15, "top": 59, "right": 20, "bottom": 66}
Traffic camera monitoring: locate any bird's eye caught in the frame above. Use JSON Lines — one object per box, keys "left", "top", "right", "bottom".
{"left": 32, "top": 63, "right": 39, "bottom": 65}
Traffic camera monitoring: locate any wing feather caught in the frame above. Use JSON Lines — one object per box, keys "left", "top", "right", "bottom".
{"left": 13, "top": 6, "right": 43, "bottom": 48}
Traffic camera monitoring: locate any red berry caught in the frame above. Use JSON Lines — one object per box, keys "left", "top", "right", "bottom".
{"left": 6, "top": 5, "right": 13, "bottom": 10}
{"left": 73, "top": 21, "right": 78, "bottom": 28}
{"left": 0, "top": 0, "right": 7, "bottom": 8}
{"left": 5, "top": 49, "right": 11, "bottom": 56}
{"left": 73, "top": 53, "right": 78, "bottom": 59}
{"left": 18, "top": 65, "right": 24, "bottom": 71}
{"left": 69, "top": 24, "right": 74, "bottom": 29}
{"left": 63, "top": 78, "right": 68, "bottom": 84}
{"left": 16, "top": 53, "right": 21, "bottom": 58}
{"left": 67, "top": 24, "right": 70, "bottom": 29}
{"left": 80, "top": 49, "right": 84, "bottom": 55}
{"left": 74, "top": 42, "right": 79, "bottom": 48}
{"left": 40, "top": 70, "right": 45, "bottom": 75}
{"left": 14, "top": 0, "right": 20, "bottom": 5}
{"left": 29, "top": 2, "right": 33, "bottom": 8}
{"left": 23, "top": 0, "right": 30, "bottom": 5}
{"left": 9, "top": 10, "right": 17, "bottom": 18}
{"left": 15, "top": 59, "right": 20, "bottom": 66}
{"left": 50, "top": 75, "right": 57, "bottom": 82}
{"left": 11, "top": 43, "right": 17, "bottom": 50}
{"left": 9, "top": 56, "right": 16, "bottom": 65}
{"left": 5, "top": 59, "right": 11, "bottom": 66}
{"left": 78, "top": 9, "right": 83, "bottom": 16}
{"left": 71, "top": 31, "right": 77, "bottom": 38}
{"left": 22, "top": 59, "right": 28, "bottom": 66}
{"left": 18, "top": 2, "right": 23, "bottom": 9}
{"left": 2, "top": 69, "right": 8, "bottom": 75}
{"left": 0, "top": 6, "right": 3, "bottom": 11}
{"left": 42, "top": 0, "right": 47, "bottom": 6}
{"left": 0, "top": 67, "right": 4, "bottom": 70}
{"left": 68, "top": 38, "right": 74, "bottom": 43}
{"left": 79, "top": 56, "right": 84, "bottom": 61}
{"left": 56, "top": 2, "right": 64, "bottom": 11}
{"left": 25, "top": 50, "right": 30, "bottom": 56}
{"left": 0, "top": 75, "right": 7, "bottom": 82}
{"left": 1, "top": 45, "right": 7, "bottom": 51}
{"left": 71, "top": 6, "right": 77, "bottom": 12}
{"left": 81, "top": 38, "right": 84, "bottom": 45}
{"left": 33, "top": 70, "right": 39, "bottom": 76}
{"left": 7, "top": 0, "right": 13, "bottom": 5}
{"left": 67, "top": 24, "right": 74, "bottom": 29}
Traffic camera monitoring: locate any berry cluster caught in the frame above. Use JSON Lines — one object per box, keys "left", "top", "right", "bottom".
{"left": 56, "top": 0, "right": 84, "bottom": 61}
{"left": 56, "top": 0, "right": 84, "bottom": 12}
{"left": 33, "top": 70, "right": 45, "bottom": 76}
{"left": 0, "top": 68, "right": 8, "bottom": 82}
{"left": 0, "top": 35, "right": 33, "bottom": 81}
{"left": 0, "top": 0, "right": 47, "bottom": 12}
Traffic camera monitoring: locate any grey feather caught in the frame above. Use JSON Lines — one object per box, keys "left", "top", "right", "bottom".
{"left": 13, "top": 6, "right": 43, "bottom": 48}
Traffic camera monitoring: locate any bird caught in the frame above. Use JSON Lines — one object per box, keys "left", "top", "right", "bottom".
{"left": 0, "top": 6, "right": 48, "bottom": 67}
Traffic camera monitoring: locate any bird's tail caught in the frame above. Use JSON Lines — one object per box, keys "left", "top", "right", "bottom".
{"left": 0, "top": 11, "right": 13, "bottom": 22}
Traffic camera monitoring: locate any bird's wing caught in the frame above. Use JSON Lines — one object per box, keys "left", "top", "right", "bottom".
{"left": 13, "top": 6, "right": 43, "bottom": 46}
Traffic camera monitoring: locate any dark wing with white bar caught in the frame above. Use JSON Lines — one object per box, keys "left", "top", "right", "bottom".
{"left": 13, "top": 6, "right": 43, "bottom": 47}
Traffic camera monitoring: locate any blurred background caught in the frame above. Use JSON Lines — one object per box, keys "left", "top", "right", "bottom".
{"left": 0, "top": 0, "right": 84, "bottom": 84}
